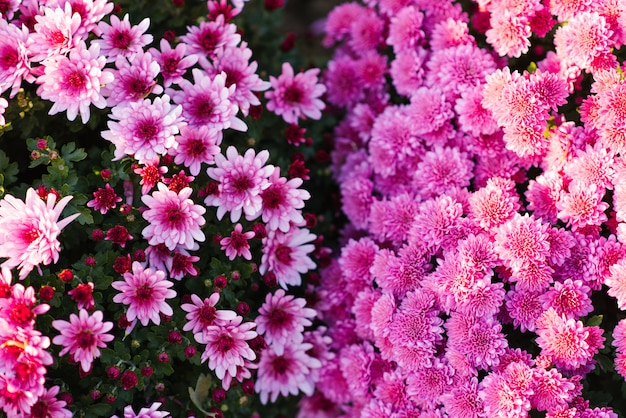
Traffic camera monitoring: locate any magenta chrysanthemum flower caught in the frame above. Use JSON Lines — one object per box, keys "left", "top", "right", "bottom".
{"left": 111, "top": 402, "right": 170, "bottom": 418}
{"left": 0, "top": 19, "right": 33, "bottom": 98}
{"left": 413, "top": 146, "right": 474, "bottom": 200}
{"left": 29, "top": 385, "right": 72, "bottom": 418}
{"left": 220, "top": 223, "right": 255, "bottom": 261}
{"left": 169, "top": 125, "right": 222, "bottom": 176}
{"left": 540, "top": 279, "right": 593, "bottom": 319}
{"left": 265, "top": 62, "right": 326, "bottom": 124}
{"left": 51, "top": 0, "right": 114, "bottom": 37}
{"left": 179, "top": 14, "right": 241, "bottom": 59}
{"left": 30, "top": 3, "right": 82, "bottom": 63}
{"left": 486, "top": 9, "right": 531, "bottom": 58}
{"left": 0, "top": 283, "right": 50, "bottom": 329}
{"left": 36, "top": 41, "right": 113, "bottom": 123}
{"left": 169, "top": 68, "right": 246, "bottom": 131}
{"left": 102, "top": 95, "right": 183, "bottom": 164}
{"left": 134, "top": 161, "right": 168, "bottom": 195}
{"left": 51, "top": 309, "right": 114, "bottom": 372}
{"left": 195, "top": 315, "right": 257, "bottom": 380}
{"left": 556, "top": 183, "right": 609, "bottom": 231}
{"left": 554, "top": 12, "right": 613, "bottom": 70}
{"left": 386, "top": 6, "right": 424, "bottom": 53}
{"left": 205, "top": 146, "right": 274, "bottom": 222}
{"left": 256, "top": 289, "right": 316, "bottom": 355}
{"left": 406, "top": 358, "right": 454, "bottom": 408}
{"left": 606, "top": 259, "right": 626, "bottom": 310}
{"left": 260, "top": 227, "right": 317, "bottom": 289}
{"left": 149, "top": 39, "right": 198, "bottom": 88}
{"left": 87, "top": 183, "right": 122, "bottom": 214}
{"left": 112, "top": 261, "right": 176, "bottom": 326}
{"left": 506, "top": 289, "right": 544, "bottom": 332}
{"left": 260, "top": 166, "right": 310, "bottom": 232}
{"left": 479, "top": 363, "right": 533, "bottom": 417}
{"left": 141, "top": 183, "right": 206, "bottom": 251}
{"left": 255, "top": 342, "right": 322, "bottom": 404}
{"left": 0, "top": 188, "right": 80, "bottom": 279}
{"left": 94, "top": 13, "right": 153, "bottom": 62}
{"left": 102, "top": 51, "right": 163, "bottom": 107}
{"left": 182, "top": 292, "right": 237, "bottom": 335}
{"left": 493, "top": 213, "right": 551, "bottom": 269}
{"left": 530, "top": 368, "right": 576, "bottom": 412}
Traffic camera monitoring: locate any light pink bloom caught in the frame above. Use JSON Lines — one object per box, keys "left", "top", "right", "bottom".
{"left": 256, "top": 289, "right": 316, "bottom": 355}
{"left": 51, "top": 309, "right": 114, "bottom": 372}
{"left": 556, "top": 183, "right": 609, "bottom": 231}
{"left": 205, "top": 146, "right": 274, "bottom": 222}
{"left": 220, "top": 223, "right": 255, "bottom": 260}
{"left": 260, "top": 166, "right": 310, "bottom": 232}
{"left": 179, "top": 14, "right": 240, "bottom": 59}
{"left": 255, "top": 342, "right": 322, "bottom": 404}
{"left": 169, "top": 125, "right": 222, "bottom": 176}
{"left": 0, "top": 188, "right": 80, "bottom": 279}
{"left": 149, "top": 39, "right": 198, "bottom": 88}
{"left": 112, "top": 261, "right": 176, "bottom": 326}
{"left": 606, "top": 259, "right": 626, "bottom": 310}
{"left": 141, "top": 183, "right": 206, "bottom": 251}
{"left": 30, "top": 3, "right": 82, "bottom": 63}
{"left": 260, "top": 227, "right": 317, "bottom": 289}
{"left": 486, "top": 9, "right": 531, "bottom": 58}
{"left": 182, "top": 293, "right": 237, "bottom": 335}
{"left": 493, "top": 213, "right": 551, "bottom": 269}
{"left": 266, "top": 62, "right": 326, "bottom": 124}
{"left": 554, "top": 12, "right": 613, "bottom": 71}
{"left": 111, "top": 402, "right": 170, "bottom": 418}
{"left": 0, "top": 19, "right": 33, "bottom": 98}
{"left": 102, "top": 51, "right": 163, "bottom": 107}
{"left": 195, "top": 316, "right": 257, "bottom": 380}
{"left": 49, "top": 0, "right": 114, "bottom": 37}
{"left": 102, "top": 95, "right": 183, "bottom": 164}
{"left": 36, "top": 41, "right": 113, "bottom": 123}
{"left": 0, "top": 97, "right": 7, "bottom": 126}
{"left": 94, "top": 13, "right": 153, "bottom": 62}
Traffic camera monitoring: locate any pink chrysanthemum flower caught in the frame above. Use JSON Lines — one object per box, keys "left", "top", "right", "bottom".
{"left": 260, "top": 166, "right": 310, "bottom": 232}
{"left": 260, "top": 227, "right": 317, "bottom": 289}
{"left": 406, "top": 86, "right": 454, "bottom": 137}
{"left": 406, "top": 358, "right": 454, "bottom": 408}
{"left": 323, "top": 54, "right": 366, "bottom": 107}
{"left": 220, "top": 223, "right": 255, "bottom": 260}
{"left": 455, "top": 84, "right": 499, "bottom": 136}
{"left": 0, "top": 283, "right": 49, "bottom": 328}
{"left": 431, "top": 17, "right": 474, "bottom": 50}
{"left": 200, "top": 42, "right": 270, "bottom": 116}
{"left": 554, "top": 12, "right": 613, "bottom": 71}
{"left": 441, "top": 378, "right": 484, "bottom": 418}
{"left": 50, "top": 0, "right": 114, "bottom": 37}
{"left": 205, "top": 146, "right": 274, "bottom": 222}
{"left": 409, "top": 195, "right": 464, "bottom": 252}
{"left": 556, "top": 183, "right": 609, "bottom": 231}
{"left": 368, "top": 193, "right": 419, "bottom": 246}
{"left": 479, "top": 363, "right": 533, "bottom": 418}
{"left": 134, "top": 160, "right": 168, "bottom": 195}
{"left": 94, "top": 14, "right": 153, "bottom": 62}
{"left": 373, "top": 369, "right": 411, "bottom": 410}
{"left": 510, "top": 259, "right": 554, "bottom": 292}
{"left": 87, "top": 183, "right": 122, "bottom": 214}
{"left": 372, "top": 245, "right": 430, "bottom": 299}
{"left": 0, "top": 187, "right": 80, "bottom": 279}
{"left": 322, "top": 2, "right": 365, "bottom": 46}
{"left": 111, "top": 402, "right": 170, "bottom": 418}
{"left": 339, "top": 237, "right": 379, "bottom": 285}
{"left": 195, "top": 315, "right": 257, "bottom": 380}
{"left": 102, "top": 95, "right": 183, "bottom": 165}
{"left": 606, "top": 259, "right": 626, "bottom": 310}
{"left": 266, "top": 62, "right": 326, "bottom": 125}
{"left": 550, "top": 0, "right": 593, "bottom": 22}
{"left": 540, "top": 279, "right": 593, "bottom": 319}
{"left": 169, "top": 125, "right": 222, "bottom": 176}
{"left": 469, "top": 177, "right": 521, "bottom": 230}
{"left": 141, "top": 183, "right": 206, "bottom": 251}
{"left": 526, "top": 170, "right": 565, "bottom": 224}
{"left": 30, "top": 3, "right": 82, "bottom": 63}
{"left": 386, "top": 6, "right": 424, "bottom": 53}
{"left": 29, "top": 385, "right": 72, "bottom": 418}
{"left": 102, "top": 51, "right": 163, "bottom": 107}
{"left": 486, "top": 9, "right": 531, "bottom": 58}
{"left": 36, "top": 41, "right": 113, "bottom": 123}
{"left": 0, "top": 19, "right": 32, "bottom": 98}
{"left": 148, "top": 39, "right": 198, "bottom": 88}
{"left": 413, "top": 146, "right": 474, "bottom": 200}
{"left": 169, "top": 68, "right": 246, "bottom": 131}
{"left": 51, "top": 309, "right": 114, "bottom": 372}
{"left": 530, "top": 368, "right": 576, "bottom": 412}
{"left": 494, "top": 213, "right": 551, "bottom": 269}
{"left": 389, "top": 48, "right": 428, "bottom": 98}
{"left": 0, "top": 0, "right": 20, "bottom": 20}
{"left": 112, "top": 261, "right": 176, "bottom": 326}
{"left": 506, "top": 289, "right": 544, "bottom": 332}
{"left": 347, "top": 7, "right": 385, "bottom": 53}
{"left": 256, "top": 289, "right": 316, "bottom": 355}
{"left": 255, "top": 342, "right": 322, "bottom": 404}
{"left": 179, "top": 14, "right": 241, "bottom": 59}
{"left": 181, "top": 293, "right": 237, "bottom": 335}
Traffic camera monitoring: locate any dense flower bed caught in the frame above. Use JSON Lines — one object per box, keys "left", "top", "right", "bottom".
{"left": 303, "top": 0, "right": 626, "bottom": 416}
{"left": 0, "top": 0, "right": 338, "bottom": 416}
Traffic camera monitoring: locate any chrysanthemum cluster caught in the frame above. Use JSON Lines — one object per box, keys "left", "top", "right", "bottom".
{"left": 309, "top": 0, "right": 626, "bottom": 416}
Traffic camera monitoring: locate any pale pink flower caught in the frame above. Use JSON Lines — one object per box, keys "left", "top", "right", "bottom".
{"left": 550, "top": 0, "right": 593, "bottom": 22}
{"left": 220, "top": 223, "right": 255, "bottom": 260}
{"left": 148, "top": 39, "right": 198, "bottom": 88}
{"left": 49, "top": 0, "right": 114, "bottom": 37}
{"left": 260, "top": 166, "right": 310, "bottom": 232}
{"left": 260, "top": 227, "right": 317, "bottom": 289}
{"left": 0, "top": 283, "right": 49, "bottom": 329}
{"left": 141, "top": 183, "right": 206, "bottom": 251}
{"left": 112, "top": 261, "right": 176, "bottom": 326}
{"left": 169, "top": 125, "right": 222, "bottom": 176}
{"left": 431, "top": 17, "right": 474, "bottom": 50}
{"left": 266, "top": 62, "right": 326, "bottom": 124}
{"left": 94, "top": 14, "right": 153, "bottom": 62}
{"left": 0, "top": 19, "right": 33, "bottom": 98}
{"left": 168, "top": 69, "right": 246, "bottom": 131}
{"left": 102, "top": 51, "right": 163, "bottom": 107}
{"left": 255, "top": 342, "right": 322, "bottom": 404}
{"left": 479, "top": 364, "right": 533, "bottom": 418}
{"left": 179, "top": 14, "right": 240, "bottom": 59}
{"left": 556, "top": 183, "right": 609, "bottom": 231}
{"left": 256, "top": 289, "right": 316, "bottom": 355}
{"left": 182, "top": 292, "right": 237, "bottom": 335}
{"left": 195, "top": 316, "right": 257, "bottom": 380}
{"left": 30, "top": 3, "right": 82, "bottom": 62}
{"left": 0, "top": 97, "right": 7, "bottom": 126}
{"left": 36, "top": 41, "right": 113, "bottom": 123}
{"left": 486, "top": 9, "right": 531, "bottom": 58}
{"left": 111, "top": 402, "right": 170, "bottom": 418}
{"left": 51, "top": 309, "right": 114, "bottom": 372}
{"left": 606, "top": 259, "right": 626, "bottom": 310}
{"left": 102, "top": 95, "right": 183, "bottom": 165}
{"left": 205, "top": 146, "right": 274, "bottom": 222}
{"left": 0, "top": 188, "right": 80, "bottom": 279}
{"left": 554, "top": 12, "right": 613, "bottom": 71}
{"left": 493, "top": 213, "right": 551, "bottom": 269}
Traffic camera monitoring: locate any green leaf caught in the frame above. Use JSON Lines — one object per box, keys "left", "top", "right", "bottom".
{"left": 0, "top": 150, "right": 18, "bottom": 186}
{"left": 61, "top": 142, "right": 88, "bottom": 163}
{"left": 587, "top": 315, "right": 603, "bottom": 327}
{"left": 189, "top": 373, "right": 212, "bottom": 414}
{"left": 85, "top": 403, "right": 113, "bottom": 417}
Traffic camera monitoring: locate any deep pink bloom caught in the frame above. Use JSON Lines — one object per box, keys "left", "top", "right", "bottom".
{"left": 112, "top": 261, "right": 176, "bottom": 326}
{"left": 265, "top": 62, "right": 326, "bottom": 124}
{"left": 406, "top": 358, "right": 454, "bottom": 408}
{"left": 493, "top": 213, "right": 551, "bottom": 269}
{"left": 554, "top": 12, "right": 613, "bottom": 71}
{"left": 0, "top": 19, "right": 33, "bottom": 98}
{"left": 386, "top": 6, "right": 424, "bottom": 53}
{"left": 220, "top": 223, "right": 255, "bottom": 260}
{"left": 28, "top": 385, "right": 72, "bottom": 418}
{"left": 141, "top": 183, "right": 206, "bottom": 251}
{"left": 169, "top": 125, "right": 222, "bottom": 176}
{"left": 0, "top": 283, "right": 49, "bottom": 328}
{"left": 182, "top": 292, "right": 237, "bottom": 335}
{"left": 134, "top": 161, "right": 168, "bottom": 195}
{"left": 52, "top": 309, "right": 114, "bottom": 372}
{"left": 260, "top": 166, "right": 310, "bottom": 232}
{"left": 102, "top": 51, "right": 163, "bottom": 107}
{"left": 30, "top": 3, "right": 82, "bottom": 63}
{"left": 606, "top": 259, "right": 626, "bottom": 310}
{"left": 68, "top": 282, "right": 95, "bottom": 311}
{"left": 149, "top": 39, "right": 198, "bottom": 88}
{"left": 179, "top": 14, "right": 240, "bottom": 59}
{"left": 260, "top": 227, "right": 317, "bottom": 289}
{"left": 0, "top": 188, "right": 80, "bottom": 279}
{"left": 111, "top": 402, "right": 170, "bottom": 418}
{"left": 94, "top": 14, "right": 153, "bottom": 62}
{"left": 87, "top": 183, "right": 122, "bottom": 214}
